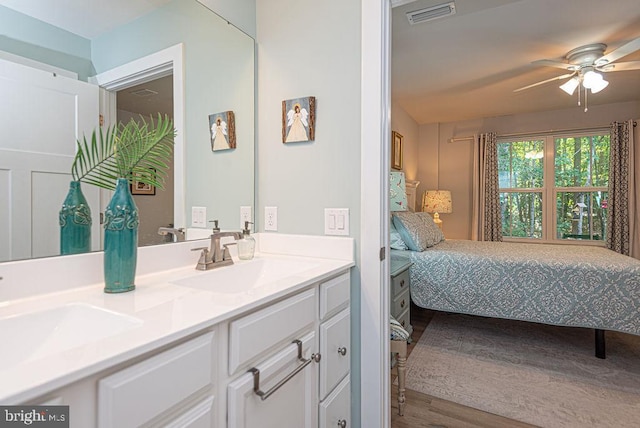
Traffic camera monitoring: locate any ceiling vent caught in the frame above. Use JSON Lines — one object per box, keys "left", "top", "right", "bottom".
{"left": 130, "top": 88, "right": 158, "bottom": 97}
{"left": 407, "top": 1, "right": 456, "bottom": 25}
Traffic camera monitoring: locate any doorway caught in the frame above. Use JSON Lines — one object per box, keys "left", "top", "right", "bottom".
{"left": 116, "top": 75, "right": 174, "bottom": 246}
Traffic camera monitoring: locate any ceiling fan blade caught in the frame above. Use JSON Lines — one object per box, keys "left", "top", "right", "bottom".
{"left": 599, "top": 61, "right": 640, "bottom": 72}
{"left": 598, "top": 37, "right": 640, "bottom": 65}
{"left": 532, "top": 59, "right": 574, "bottom": 70}
{"left": 513, "top": 73, "right": 575, "bottom": 93}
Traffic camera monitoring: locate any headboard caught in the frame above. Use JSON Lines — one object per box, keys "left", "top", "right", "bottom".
{"left": 405, "top": 180, "right": 420, "bottom": 211}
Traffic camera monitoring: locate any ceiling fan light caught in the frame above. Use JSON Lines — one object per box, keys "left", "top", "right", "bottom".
{"left": 590, "top": 78, "right": 609, "bottom": 93}
{"left": 559, "top": 77, "right": 579, "bottom": 95}
{"left": 583, "top": 70, "right": 603, "bottom": 89}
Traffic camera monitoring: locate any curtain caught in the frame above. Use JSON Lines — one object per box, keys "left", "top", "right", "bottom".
{"left": 607, "top": 120, "right": 638, "bottom": 258}
{"left": 471, "top": 132, "right": 502, "bottom": 241}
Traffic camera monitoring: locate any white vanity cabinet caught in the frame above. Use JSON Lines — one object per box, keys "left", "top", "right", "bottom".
{"left": 318, "top": 272, "right": 351, "bottom": 428}
{"left": 226, "top": 270, "right": 351, "bottom": 428}
{"left": 24, "top": 268, "right": 352, "bottom": 428}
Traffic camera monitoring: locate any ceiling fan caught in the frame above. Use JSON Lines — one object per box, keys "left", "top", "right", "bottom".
{"left": 514, "top": 37, "right": 640, "bottom": 111}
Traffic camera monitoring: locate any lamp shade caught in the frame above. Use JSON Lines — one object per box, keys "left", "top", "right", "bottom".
{"left": 422, "top": 190, "right": 452, "bottom": 214}
{"left": 559, "top": 77, "right": 580, "bottom": 95}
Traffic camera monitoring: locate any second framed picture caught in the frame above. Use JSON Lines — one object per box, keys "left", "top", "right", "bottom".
{"left": 282, "top": 96, "right": 316, "bottom": 143}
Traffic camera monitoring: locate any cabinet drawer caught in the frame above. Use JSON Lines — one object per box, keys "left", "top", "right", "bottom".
{"left": 319, "top": 308, "right": 350, "bottom": 400}
{"left": 391, "top": 269, "right": 410, "bottom": 298}
{"left": 229, "top": 288, "right": 316, "bottom": 374}
{"left": 164, "top": 395, "right": 214, "bottom": 428}
{"left": 319, "top": 271, "right": 350, "bottom": 321}
{"left": 319, "top": 375, "right": 350, "bottom": 428}
{"left": 227, "top": 332, "right": 318, "bottom": 428}
{"left": 396, "top": 308, "right": 410, "bottom": 331}
{"left": 391, "top": 289, "right": 410, "bottom": 318}
{"left": 98, "top": 332, "right": 214, "bottom": 428}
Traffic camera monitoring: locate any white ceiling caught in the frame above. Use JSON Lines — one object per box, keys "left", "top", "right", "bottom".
{"left": 392, "top": 0, "right": 640, "bottom": 124}
{"left": 0, "top": 0, "right": 171, "bottom": 39}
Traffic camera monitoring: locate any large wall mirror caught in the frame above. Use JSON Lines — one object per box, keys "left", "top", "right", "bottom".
{"left": 0, "top": 0, "right": 255, "bottom": 262}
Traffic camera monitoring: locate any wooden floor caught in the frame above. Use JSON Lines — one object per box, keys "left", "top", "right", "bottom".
{"left": 390, "top": 304, "right": 538, "bottom": 428}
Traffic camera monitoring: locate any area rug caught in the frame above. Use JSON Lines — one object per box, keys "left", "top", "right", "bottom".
{"left": 404, "top": 312, "right": 640, "bottom": 427}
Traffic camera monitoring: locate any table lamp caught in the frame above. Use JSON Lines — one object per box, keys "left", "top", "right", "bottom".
{"left": 422, "top": 190, "right": 452, "bottom": 229}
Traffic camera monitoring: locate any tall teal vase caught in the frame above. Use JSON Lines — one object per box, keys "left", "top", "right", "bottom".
{"left": 59, "top": 181, "right": 92, "bottom": 255}
{"left": 104, "top": 178, "right": 139, "bottom": 293}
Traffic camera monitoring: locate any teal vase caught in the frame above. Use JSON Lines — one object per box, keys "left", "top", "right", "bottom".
{"left": 104, "top": 178, "right": 139, "bottom": 293}
{"left": 59, "top": 181, "right": 92, "bottom": 255}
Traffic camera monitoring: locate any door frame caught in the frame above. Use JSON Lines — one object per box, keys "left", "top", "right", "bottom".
{"left": 91, "top": 44, "right": 186, "bottom": 230}
{"left": 360, "top": 1, "right": 391, "bottom": 427}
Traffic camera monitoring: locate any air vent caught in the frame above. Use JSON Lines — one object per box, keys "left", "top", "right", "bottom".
{"left": 407, "top": 1, "right": 456, "bottom": 25}
{"left": 130, "top": 88, "right": 158, "bottom": 97}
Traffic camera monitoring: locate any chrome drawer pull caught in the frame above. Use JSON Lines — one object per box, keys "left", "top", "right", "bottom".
{"left": 249, "top": 339, "right": 320, "bottom": 401}
{"left": 338, "top": 419, "right": 347, "bottom": 428}
{"left": 400, "top": 279, "right": 405, "bottom": 288}
{"left": 400, "top": 299, "right": 405, "bottom": 308}
{"left": 338, "top": 347, "right": 347, "bottom": 356}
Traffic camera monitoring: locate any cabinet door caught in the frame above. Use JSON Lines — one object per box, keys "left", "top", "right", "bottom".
{"left": 319, "top": 308, "right": 350, "bottom": 400}
{"left": 228, "top": 332, "right": 318, "bottom": 428}
{"left": 319, "top": 375, "right": 350, "bottom": 428}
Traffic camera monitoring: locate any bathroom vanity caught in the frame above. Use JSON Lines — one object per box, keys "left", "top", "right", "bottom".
{"left": 0, "top": 234, "right": 354, "bottom": 428}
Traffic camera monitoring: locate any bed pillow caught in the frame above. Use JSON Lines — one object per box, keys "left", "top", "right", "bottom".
{"left": 390, "top": 222, "right": 408, "bottom": 250}
{"left": 392, "top": 211, "right": 444, "bottom": 251}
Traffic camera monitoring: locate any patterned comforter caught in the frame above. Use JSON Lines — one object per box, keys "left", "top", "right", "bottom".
{"left": 396, "top": 240, "right": 640, "bottom": 336}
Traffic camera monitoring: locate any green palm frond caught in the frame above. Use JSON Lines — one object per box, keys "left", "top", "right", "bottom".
{"left": 71, "top": 114, "right": 176, "bottom": 190}
{"left": 71, "top": 125, "right": 120, "bottom": 190}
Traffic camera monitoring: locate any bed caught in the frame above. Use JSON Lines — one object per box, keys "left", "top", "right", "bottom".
{"left": 391, "top": 211, "right": 640, "bottom": 358}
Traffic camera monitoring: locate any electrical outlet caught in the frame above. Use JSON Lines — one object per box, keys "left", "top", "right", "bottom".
{"left": 191, "top": 206, "right": 206, "bottom": 227}
{"left": 265, "top": 206, "right": 278, "bottom": 231}
{"left": 240, "top": 206, "right": 252, "bottom": 228}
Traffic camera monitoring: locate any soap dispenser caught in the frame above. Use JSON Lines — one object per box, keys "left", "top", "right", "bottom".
{"left": 238, "top": 221, "right": 255, "bottom": 260}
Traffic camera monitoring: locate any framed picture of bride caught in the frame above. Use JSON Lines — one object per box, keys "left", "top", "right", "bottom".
{"left": 209, "top": 110, "right": 236, "bottom": 151}
{"left": 282, "top": 96, "right": 316, "bottom": 143}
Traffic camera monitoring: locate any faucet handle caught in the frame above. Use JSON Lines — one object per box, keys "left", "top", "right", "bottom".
{"left": 222, "top": 242, "right": 237, "bottom": 261}
{"left": 191, "top": 247, "right": 211, "bottom": 270}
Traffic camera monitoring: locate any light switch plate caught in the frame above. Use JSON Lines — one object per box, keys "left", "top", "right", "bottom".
{"left": 191, "top": 206, "right": 206, "bottom": 227}
{"left": 325, "top": 208, "right": 350, "bottom": 235}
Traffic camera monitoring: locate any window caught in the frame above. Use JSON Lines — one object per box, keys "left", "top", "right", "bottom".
{"left": 497, "top": 132, "right": 610, "bottom": 243}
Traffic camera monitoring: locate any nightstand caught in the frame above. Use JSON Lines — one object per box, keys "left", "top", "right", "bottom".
{"left": 390, "top": 259, "right": 413, "bottom": 337}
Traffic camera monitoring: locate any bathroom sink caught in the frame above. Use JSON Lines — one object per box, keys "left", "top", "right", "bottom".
{"left": 0, "top": 303, "right": 143, "bottom": 368}
{"left": 171, "top": 257, "right": 321, "bottom": 293}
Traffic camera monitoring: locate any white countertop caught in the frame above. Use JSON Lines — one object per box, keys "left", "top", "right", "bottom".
{"left": 0, "top": 234, "right": 354, "bottom": 404}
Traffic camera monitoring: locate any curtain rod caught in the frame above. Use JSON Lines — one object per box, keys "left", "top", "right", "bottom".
{"left": 450, "top": 121, "right": 636, "bottom": 142}
{"left": 449, "top": 135, "right": 476, "bottom": 143}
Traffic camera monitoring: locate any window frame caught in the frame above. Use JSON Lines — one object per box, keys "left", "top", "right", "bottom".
{"left": 497, "top": 130, "right": 609, "bottom": 245}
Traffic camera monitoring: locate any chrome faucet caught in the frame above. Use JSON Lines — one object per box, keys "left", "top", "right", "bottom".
{"left": 192, "top": 231, "right": 242, "bottom": 270}
{"left": 211, "top": 231, "right": 242, "bottom": 263}
{"left": 158, "top": 226, "right": 186, "bottom": 242}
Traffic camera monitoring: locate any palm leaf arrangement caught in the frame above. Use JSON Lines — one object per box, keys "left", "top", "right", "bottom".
{"left": 71, "top": 114, "right": 176, "bottom": 190}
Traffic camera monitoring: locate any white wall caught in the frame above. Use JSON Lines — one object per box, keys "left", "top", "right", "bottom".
{"left": 256, "top": 0, "right": 362, "bottom": 425}
{"left": 419, "top": 100, "right": 640, "bottom": 239}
